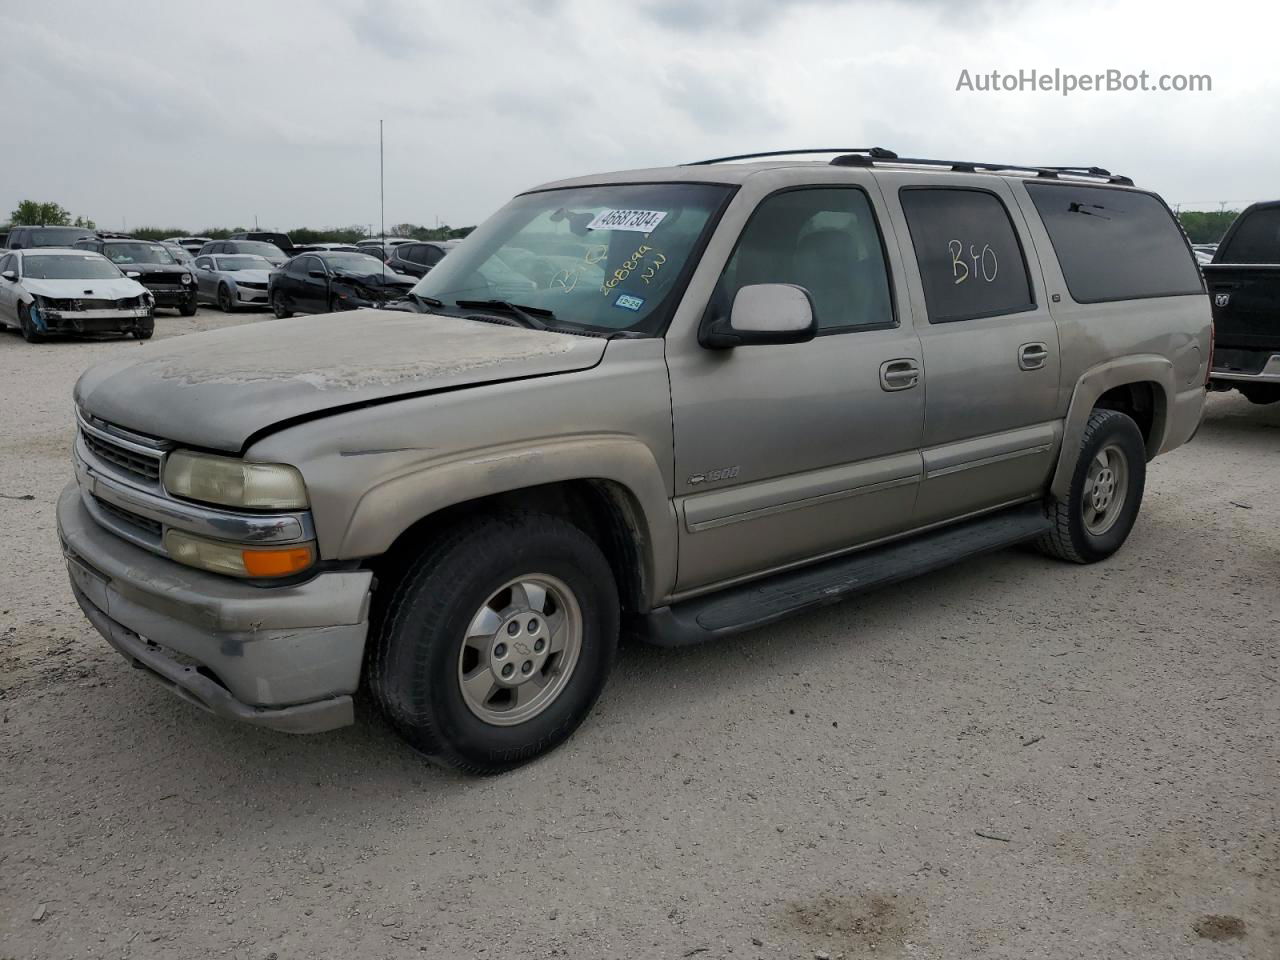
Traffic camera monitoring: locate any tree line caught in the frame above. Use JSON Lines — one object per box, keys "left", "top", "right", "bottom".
{"left": 5, "top": 197, "right": 1241, "bottom": 245}
{"left": 5, "top": 201, "right": 473, "bottom": 243}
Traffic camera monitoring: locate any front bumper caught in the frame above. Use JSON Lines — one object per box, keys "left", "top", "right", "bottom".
{"left": 236, "top": 286, "right": 268, "bottom": 304}
{"left": 57, "top": 483, "right": 372, "bottom": 733}
{"left": 149, "top": 286, "right": 196, "bottom": 307}
{"left": 36, "top": 305, "right": 151, "bottom": 334}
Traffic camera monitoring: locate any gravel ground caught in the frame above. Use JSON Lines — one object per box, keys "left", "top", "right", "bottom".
{"left": 1, "top": 309, "right": 1276, "bottom": 960}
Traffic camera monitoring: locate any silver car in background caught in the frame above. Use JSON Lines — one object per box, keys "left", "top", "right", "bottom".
{"left": 193, "top": 253, "right": 274, "bottom": 311}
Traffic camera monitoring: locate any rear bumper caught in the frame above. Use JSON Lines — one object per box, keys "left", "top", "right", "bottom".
{"left": 57, "top": 482, "right": 372, "bottom": 733}
{"left": 1211, "top": 352, "right": 1280, "bottom": 384}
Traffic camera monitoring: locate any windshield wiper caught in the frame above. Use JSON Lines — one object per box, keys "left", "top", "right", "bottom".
{"left": 399, "top": 292, "right": 443, "bottom": 312}
{"left": 455, "top": 299, "right": 553, "bottom": 331}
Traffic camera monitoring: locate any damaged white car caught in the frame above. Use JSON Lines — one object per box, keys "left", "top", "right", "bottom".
{"left": 0, "top": 248, "right": 155, "bottom": 342}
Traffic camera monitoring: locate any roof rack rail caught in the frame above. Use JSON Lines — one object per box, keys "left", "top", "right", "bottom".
{"left": 834, "top": 154, "right": 1133, "bottom": 186}
{"left": 686, "top": 147, "right": 898, "bottom": 166}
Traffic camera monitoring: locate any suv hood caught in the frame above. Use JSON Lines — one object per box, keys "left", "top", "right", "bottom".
{"left": 74, "top": 310, "right": 607, "bottom": 452}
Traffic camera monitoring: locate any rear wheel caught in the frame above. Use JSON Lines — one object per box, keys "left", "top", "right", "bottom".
{"left": 1036, "top": 409, "right": 1146, "bottom": 564}
{"left": 216, "top": 284, "right": 235, "bottom": 313}
{"left": 367, "top": 513, "right": 619, "bottom": 774}
{"left": 1238, "top": 383, "right": 1280, "bottom": 405}
{"left": 18, "top": 303, "right": 44, "bottom": 343}
{"left": 271, "top": 290, "right": 292, "bottom": 319}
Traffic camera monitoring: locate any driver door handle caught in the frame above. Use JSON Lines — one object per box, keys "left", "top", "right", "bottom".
{"left": 880, "top": 358, "right": 920, "bottom": 391}
{"left": 1019, "top": 342, "right": 1050, "bottom": 371}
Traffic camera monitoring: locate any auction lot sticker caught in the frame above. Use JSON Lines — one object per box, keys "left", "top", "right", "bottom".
{"left": 587, "top": 209, "right": 667, "bottom": 232}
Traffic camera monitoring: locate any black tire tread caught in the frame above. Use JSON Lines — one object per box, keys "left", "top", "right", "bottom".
{"left": 367, "top": 512, "right": 617, "bottom": 774}
{"left": 1035, "top": 408, "right": 1141, "bottom": 564}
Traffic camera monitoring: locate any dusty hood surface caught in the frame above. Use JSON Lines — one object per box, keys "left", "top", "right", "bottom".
{"left": 75, "top": 310, "right": 606, "bottom": 451}
{"left": 25, "top": 277, "right": 148, "bottom": 300}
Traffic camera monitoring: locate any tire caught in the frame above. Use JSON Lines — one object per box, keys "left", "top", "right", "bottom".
{"left": 367, "top": 513, "right": 620, "bottom": 774}
{"left": 1036, "top": 409, "right": 1146, "bottom": 564}
{"left": 1238, "top": 384, "right": 1280, "bottom": 405}
{"left": 179, "top": 296, "right": 198, "bottom": 317}
{"left": 271, "top": 290, "right": 292, "bottom": 319}
{"left": 216, "top": 284, "right": 235, "bottom": 313}
{"left": 132, "top": 317, "right": 154, "bottom": 340}
{"left": 18, "top": 303, "right": 44, "bottom": 343}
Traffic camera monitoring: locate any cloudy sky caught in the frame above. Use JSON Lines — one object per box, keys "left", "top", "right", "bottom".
{"left": 3, "top": 0, "right": 1274, "bottom": 233}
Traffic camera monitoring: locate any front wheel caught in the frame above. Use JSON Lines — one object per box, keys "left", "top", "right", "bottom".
{"left": 132, "top": 317, "right": 154, "bottom": 340}
{"left": 271, "top": 290, "right": 292, "bottom": 319}
{"left": 179, "top": 295, "right": 198, "bottom": 317}
{"left": 367, "top": 513, "right": 619, "bottom": 774}
{"left": 18, "top": 303, "right": 44, "bottom": 343}
{"left": 1036, "top": 409, "right": 1146, "bottom": 564}
{"left": 216, "top": 284, "right": 235, "bottom": 313}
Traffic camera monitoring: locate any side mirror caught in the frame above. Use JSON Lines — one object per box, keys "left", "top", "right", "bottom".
{"left": 0, "top": 270, "right": 16, "bottom": 282}
{"left": 701, "top": 283, "right": 818, "bottom": 349}
{"left": 308, "top": 269, "right": 327, "bottom": 279}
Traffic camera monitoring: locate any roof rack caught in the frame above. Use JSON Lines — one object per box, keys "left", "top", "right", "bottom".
{"left": 688, "top": 147, "right": 1132, "bottom": 185}
{"left": 686, "top": 147, "right": 899, "bottom": 165}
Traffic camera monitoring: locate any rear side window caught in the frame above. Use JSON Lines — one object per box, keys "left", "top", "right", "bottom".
{"left": 900, "top": 187, "right": 1035, "bottom": 323}
{"left": 1027, "top": 184, "right": 1202, "bottom": 302}
{"left": 1217, "top": 206, "right": 1280, "bottom": 264}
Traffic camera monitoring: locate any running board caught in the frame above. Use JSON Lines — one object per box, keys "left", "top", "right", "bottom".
{"left": 639, "top": 503, "right": 1049, "bottom": 646}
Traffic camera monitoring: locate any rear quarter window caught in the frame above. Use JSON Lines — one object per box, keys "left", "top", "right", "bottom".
{"left": 1216, "top": 206, "right": 1280, "bottom": 264}
{"left": 899, "top": 187, "right": 1035, "bottom": 323}
{"left": 1027, "top": 183, "right": 1202, "bottom": 302}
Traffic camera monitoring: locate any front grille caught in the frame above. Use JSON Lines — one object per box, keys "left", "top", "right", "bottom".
{"left": 238, "top": 281, "right": 267, "bottom": 290}
{"left": 93, "top": 496, "right": 163, "bottom": 537}
{"left": 83, "top": 431, "right": 162, "bottom": 483}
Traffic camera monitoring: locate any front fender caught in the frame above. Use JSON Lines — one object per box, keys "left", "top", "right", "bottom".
{"left": 1050, "top": 354, "right": 1173, "bottom": 499}
{"left": 336, "top": 434, "right": 677, "bottom": 600}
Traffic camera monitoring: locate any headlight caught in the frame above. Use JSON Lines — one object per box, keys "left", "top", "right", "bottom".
{"left": 164, "top": 529, "right": 315, "bottom": 578}
{"left": 182, "top": 273, "right": 193, "bottom": 285}
{"left": 163, "top": 450, "right": 309, "bottom": 509}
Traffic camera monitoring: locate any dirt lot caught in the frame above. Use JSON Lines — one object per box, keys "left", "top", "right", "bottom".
{"left": 1, "top": 309, "right": 1276, "bottom": 959}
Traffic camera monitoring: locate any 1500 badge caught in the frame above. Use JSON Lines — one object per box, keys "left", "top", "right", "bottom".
{"left": 688, "top": 465, "right": 740, "bottom": 485}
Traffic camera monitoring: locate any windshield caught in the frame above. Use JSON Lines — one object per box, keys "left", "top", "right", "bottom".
{"left": 412, "top": 183, "right": 731, "bottom": 334}
{"left": 325, "top": 253, "right": 391, "bottom": 274}
{"left": 236, "top": 241, "right": 285, "bottom": 257}
{"left": 216, "top": 255, "right": 273, "bottom": 271}
{"left": 23, "top": 254, "right": 123, "bottom": 280}
{"left": 29, "top": 228, "right": 95, "bottom": 247}
{"left": 104, "top": 242, "right": 177, "bottom": 265}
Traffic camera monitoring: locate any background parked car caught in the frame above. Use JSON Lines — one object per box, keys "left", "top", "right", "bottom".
{"left": 0, "top": 231, "right": 9, "bottom": 248}
{"left": 354, "top": 238, "right": 412, "bottom": 261}
{"left": 229, "top": 231, "right": 295, "bottom": 256}
{"left": 160, "top": 241, "right": 195, "bottom": 265}
{"left": 197, "top": 239, "right": 288, "bottom": 266}
{"left": 292, "top": 242, "right": 362, "bottom": 254}
{"left": 163, "top": 236, "right": 212, "bottom": 255}
{"left": 385, "top": 239, "right": 458, "bottom": 278}
{"left": 4, "top": 225, "right": 98, "bottom": 249}
{"left": 0, "top": 248, "right": 153, "bottom": 341}
{"left": 193, "top": 253, "right": 274, "bottom": 312}
{"left": 268, "top": 250, "right": 413, "bottom": 317}
{"left": 73, "top": 237, "right": 198, "bottom": 316}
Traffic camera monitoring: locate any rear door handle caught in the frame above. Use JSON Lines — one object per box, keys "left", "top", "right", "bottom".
{"left": 1018, "top": 342, "right": 1049, "bottom": 371}
{"left": 879, "top": 359, "right": 920, "bottom": 391}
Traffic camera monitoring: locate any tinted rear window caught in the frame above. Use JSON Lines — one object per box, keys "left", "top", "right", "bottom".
{"left": 899, "top": 187, "right": 1035, "bottom": 323}
{"left": 1217, "top": 207, "right": 1280, "bottom": 264}
{"left": 1027, "top": 184, "right": 1202, "bottom": 302}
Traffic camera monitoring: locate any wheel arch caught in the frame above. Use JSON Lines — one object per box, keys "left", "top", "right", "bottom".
{"left": 1050, "top": 356, "right": 1173, "bottom": 500}
{"left": 341, "top": 437, "right": 677, "bottom": 613}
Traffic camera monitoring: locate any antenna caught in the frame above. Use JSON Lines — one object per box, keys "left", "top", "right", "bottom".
{"left": 380, "top": 119, "right": 386, "bottom": 285}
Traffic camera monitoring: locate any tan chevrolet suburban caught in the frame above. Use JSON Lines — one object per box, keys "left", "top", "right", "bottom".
{"left": 59, "top": 148, "right": 1211, "bottom": 772}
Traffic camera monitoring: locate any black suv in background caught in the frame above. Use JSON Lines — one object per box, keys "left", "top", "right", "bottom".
{"left": 385, "top": 240, "right": 457, "bottom": 278}
{"left": 4, "top": 225, "right": 97, "bottom": 249}
{"left": 73, "top": 237, "right": 198, "bottom": 316}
